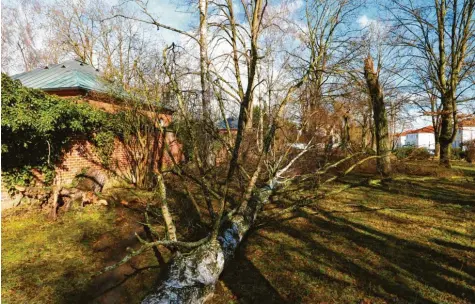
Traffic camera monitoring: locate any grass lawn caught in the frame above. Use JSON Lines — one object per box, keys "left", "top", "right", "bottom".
{"left": 1, "top": 194, "right": 161, "bottom": 304}
{"left": 2, "top": 162, "right": 474, "bottom": 303}
{"left": 213, "top": 164, "right": 475, "bottom": 303}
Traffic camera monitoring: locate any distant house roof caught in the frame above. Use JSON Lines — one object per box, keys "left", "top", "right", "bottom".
{"left": 12, "top": 59, "right": 106, "bottom": 93}
{"left": 399, "top": 126, "right": 435, "bottom": 136}
{"left": 459, "top": 118, "right": 475, "bottom": 127}
{"left": 217, "top": 117, "right": 239, "bottom": 130}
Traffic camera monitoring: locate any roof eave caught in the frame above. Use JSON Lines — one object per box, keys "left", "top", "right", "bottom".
{"left": 43, "top": 86, "right": 88, "bottom": 92}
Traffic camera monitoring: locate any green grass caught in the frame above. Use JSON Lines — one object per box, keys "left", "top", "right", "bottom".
{"left": 2, "top": 162, "right": 474, "bottom": 304}
{"left": 2, "top": 207, "right": 112, "bottom": 303}
{"left": 2, "top": 203, "right": 159, "bottom": 304}
{"left": 213, "top": 164, "right": 475, "bottom": 304}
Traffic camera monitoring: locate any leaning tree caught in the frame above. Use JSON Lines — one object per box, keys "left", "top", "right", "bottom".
{"left": 94, "top": 1, "right": 378, "bottom": 303}
{"left": 97, "top": 42, "right": 377, "bottom": 302}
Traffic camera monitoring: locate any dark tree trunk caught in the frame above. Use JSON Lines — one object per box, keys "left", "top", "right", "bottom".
{"left": 439, "top": 94, "right": 456, "bottom": 167}
{"left": 364, "top": 56, "right": 391, "bottom": 176}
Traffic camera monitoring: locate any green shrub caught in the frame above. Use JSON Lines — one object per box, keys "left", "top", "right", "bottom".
{"left": 92, "top": 131, "right": 116, "bottom": 166}
{"left": 394, "top": 146, "right": 415, "bottom": 159}
{"left": 465, "top": 140, "right": 475, "bottom": 163}
{"left": 451, "top": 147, "right": 465, "bottom": 160}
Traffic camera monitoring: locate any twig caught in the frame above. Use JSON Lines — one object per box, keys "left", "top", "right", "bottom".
{"left": 94, "top": 236, "right": 210, "bottom": 277}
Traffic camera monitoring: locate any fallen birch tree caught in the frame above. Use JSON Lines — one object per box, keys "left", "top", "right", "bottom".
{"left": 99, "top": 1, "right": 369, "bottom": 302}
{"left": 99, "top": 44, "right": 375, "bottom": 304}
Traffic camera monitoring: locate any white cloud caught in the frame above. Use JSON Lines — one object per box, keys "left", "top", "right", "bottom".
{"left": 357, "top": 15, "right": 373, "bottom": 28}
{"left": 287, "top": 0, "right": 304, "bottom": 14}
{"left": 357, "top": 14, "right": 383, "bottom": 30}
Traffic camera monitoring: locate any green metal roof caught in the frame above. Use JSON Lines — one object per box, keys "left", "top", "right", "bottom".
{"left": 12, "top": 59, "right": 106, "bottom": 93}
{"left": 12, "top": 59, "right": 175, "bottom": 112}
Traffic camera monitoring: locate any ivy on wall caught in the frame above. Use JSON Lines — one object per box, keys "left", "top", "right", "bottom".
{"left": 1, "top": 74, "right": 112, "bottom": 189}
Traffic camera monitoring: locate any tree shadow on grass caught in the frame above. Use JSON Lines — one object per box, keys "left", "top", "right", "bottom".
{"left": 321, "top": 208, "right": 473, "bottom": 297}
{"left": 378, "top": 178, "right": 475, "bottom": 207}
{"left": 218, "top": 234, "right": 288, "bottom": 304}
{"left": 60, "top": 208, "right": 162, "bottom": 304}
{"left": 429, "top": 238, "right": 475, "bottom": 252}
{"left": 219, "top": 200, "right": 474, "bottom": 303}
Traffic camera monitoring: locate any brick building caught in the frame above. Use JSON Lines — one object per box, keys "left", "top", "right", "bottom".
{"left": 11, "top": 59, "right": 182, "bottom": 185}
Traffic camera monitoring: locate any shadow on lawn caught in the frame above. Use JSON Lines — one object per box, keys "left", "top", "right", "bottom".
{"left": 58, "top": 206, "right": 163, "bottom": 304}
{"left": 220, "top": 200, "right": 474, "bottom": 303}
{"left": 219, "top": 235, "right": 288, "bottom": 304}
{"left": 62, "top": 229, "right": 160, "bottom": 304}
{"left": 315, "top": 208, "right": 474, "bottom": 300}
{"left": 378, "top": 178, "right": 475, "bottom": 206}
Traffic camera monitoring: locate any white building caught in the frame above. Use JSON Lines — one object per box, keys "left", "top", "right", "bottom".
{"left": 397, "top": 134, "right": 407, "bottom": 147}
{"left": 397, "top": 126, "right": 436, "bottom": 150}
{"left": 453, "top": 120, "right": 475, "bottom": 149}
{"left": 397, "top": 120, "right": 475, "bottom": 151}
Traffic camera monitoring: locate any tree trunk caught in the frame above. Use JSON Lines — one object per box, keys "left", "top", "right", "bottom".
{"left": 342, "top": 114, "right": 350, "bottom": 153}
{"left": 199, "top": 0, "right": 210, "bottom": 121}
{"left": 435, "top": 142, "right": 440, "bottom": 158}
{"left": 439, "top": 142, "right": 451, "bottom": 167}
{"left": 439, "top": 94, "right": 455, "bottom": 167}
{"left": 156, "top": 173, "right": 177, "bottom": 241}
{"left": 364, "top": 56, "right": 391, "bottom": 176}
{"left": 198, "top": 0, "right": 213, "bottom": 166}
{"left": 370, "top": 120, "right": 376, "bottom": 152}
{"left": 245, "top": 94, "right": 254, "bottom": 130}
{"left": 361, "top": 115, "right": 368, "bottom": 149}
{"left": 141, "top": 180, "right": 275, "bottom": 303}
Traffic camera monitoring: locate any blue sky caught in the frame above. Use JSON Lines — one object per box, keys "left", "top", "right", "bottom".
{"left": 4, "top": 0, "right": 472, "bottom": 130}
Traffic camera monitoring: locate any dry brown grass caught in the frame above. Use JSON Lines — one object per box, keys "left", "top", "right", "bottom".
{"left": 212, "top": 162, "right": 475, "bottom": 304}
{"left": 2, "top": 161, "right": 474, "bottom": 304}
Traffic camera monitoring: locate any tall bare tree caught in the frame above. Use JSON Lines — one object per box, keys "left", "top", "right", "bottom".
{"left": 47, "top": 0, "right": 101, "bottom": 66}
{"left": 1, "top": 0, "right": 54, "bottom": 73}
{"left": 293, "top": 0, "right": 363, "bottom": 134}
{"left": 92, "top": 2, "right": 379, "bottom": 303}
{"left": 389, "top": 0, "right": 475, "bottom": 166}
{"left": 364, "top": 55, "right": 391, "bottom": 175}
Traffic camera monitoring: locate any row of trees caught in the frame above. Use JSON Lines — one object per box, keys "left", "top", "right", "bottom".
{"left": 3, "top": 0, "right": 474, "bottom": 168}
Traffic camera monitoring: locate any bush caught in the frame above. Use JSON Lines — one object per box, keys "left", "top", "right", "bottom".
{"left": 1, "top": 74, "right": 109, "bottom": 189}
{"left": 394, "top": 146, "right": 415, "bottom": 159}
{"left": 409, "top": 148, "right": 431, "bottom": 160}
{"left": 465, "top": 140, "right": 475, "bottom": 163}
{"left": 451, "top": 147, "right": 466, "bottom": 160}
{"left": 394, "top": 146, "right": 430, "bottom": 160}
{"left": 393, "top": 161, "right": 463, "bottom": 178}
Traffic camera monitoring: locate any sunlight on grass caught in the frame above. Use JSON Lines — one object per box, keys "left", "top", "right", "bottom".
{"left": 214, "top": 165, "right": 475, "bottom": 304}
{"left": 2, "top": 164, "right": 474, "bottom": 304}
{"left": 2, "top": 207, "right": 115, "bottom": 303}
{"left": 1, "top": 203, "right": 160, "bottom": 304}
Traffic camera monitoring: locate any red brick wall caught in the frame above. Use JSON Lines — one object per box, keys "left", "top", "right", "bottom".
{"left": 39, "top": 91, "right": 183, "bottom": 184}
{"left": 54, "top": 133, "right": 182, "bottom": 185}
{"left": 55, "top": 138, "right": 102, "bottom": 184}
